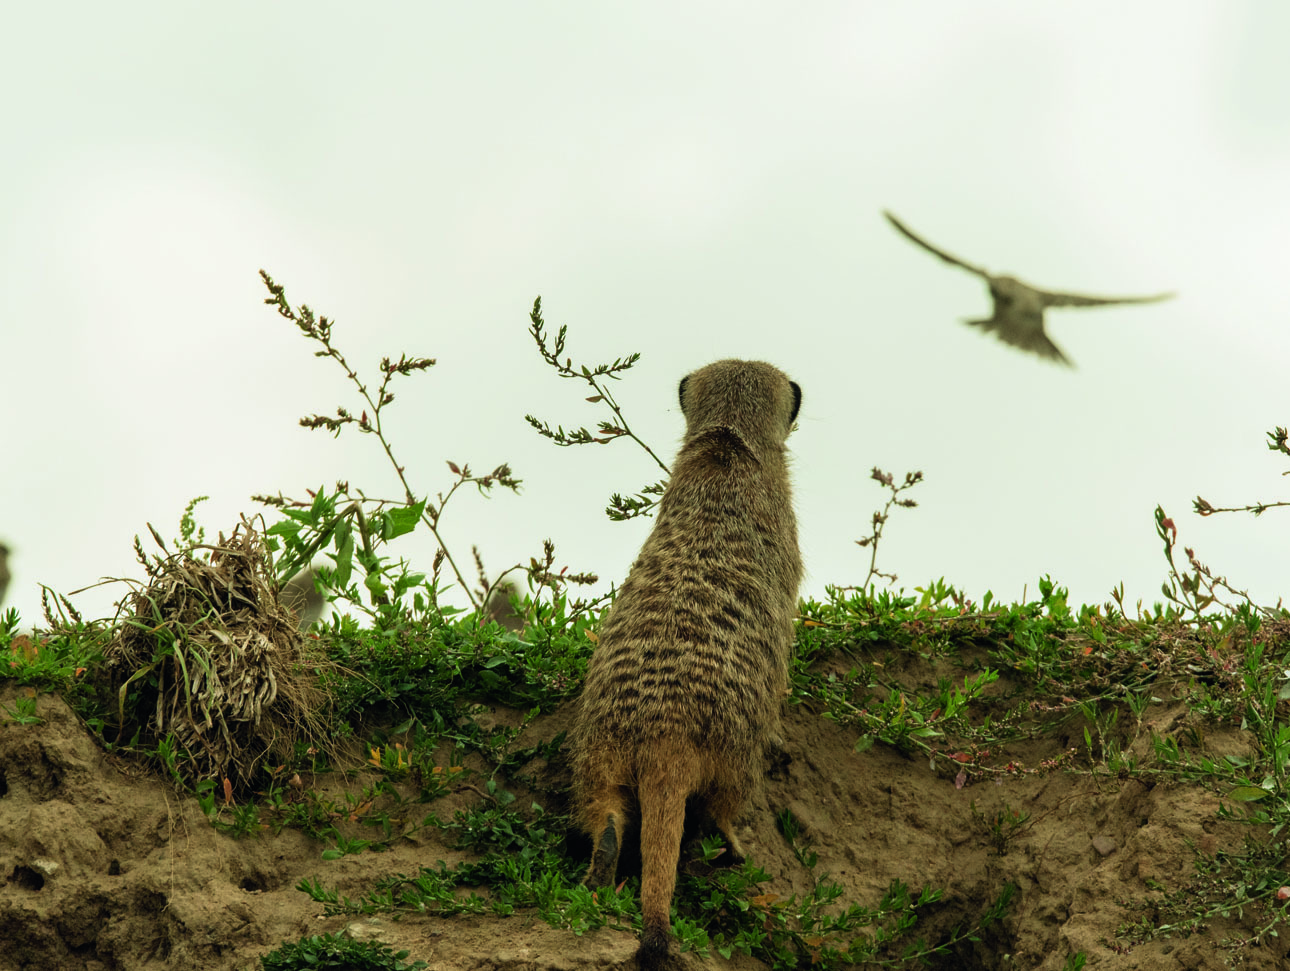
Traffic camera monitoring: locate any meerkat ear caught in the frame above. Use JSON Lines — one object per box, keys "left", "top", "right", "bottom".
{"left": 678, "top": 375, "right": 690, "bottom": 415}
{"left": 788, "top": 382, "right": 801, "bottom": 424}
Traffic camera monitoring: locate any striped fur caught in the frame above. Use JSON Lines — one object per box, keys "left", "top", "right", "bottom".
{"left": 569, "top": 360, "right": 803, "bottom": 968}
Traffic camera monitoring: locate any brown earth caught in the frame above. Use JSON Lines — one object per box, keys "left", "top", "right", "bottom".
{"left": 0, "top": 665, "right": 1281, "bottom": 971}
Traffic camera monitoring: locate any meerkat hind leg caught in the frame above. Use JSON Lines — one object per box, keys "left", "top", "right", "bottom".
{"left": 586, "top": 818, "right": 620, "bottom": 888}
{"left": 701, "top": 784, "right": 748, "bottom": 866}
{"left": 582, "top": 785, "right": 630, "bottom": 888}
{"left": 686, "top": 778, "right": 748, "bottom": 861}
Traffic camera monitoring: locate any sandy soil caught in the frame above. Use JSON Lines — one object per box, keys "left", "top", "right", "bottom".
{"left": 0, "top": 660, "right": 1281, "bottom": 971}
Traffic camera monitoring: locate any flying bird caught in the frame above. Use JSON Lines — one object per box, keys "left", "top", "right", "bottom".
{"left": 883, "top": 211, "right": 1174, "bottom": 366}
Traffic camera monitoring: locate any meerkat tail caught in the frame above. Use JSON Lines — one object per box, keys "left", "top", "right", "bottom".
{"left": 637, "top": 753, "right": 697, "bottom": 969}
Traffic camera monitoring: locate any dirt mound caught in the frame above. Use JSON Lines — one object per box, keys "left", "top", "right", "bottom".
{"left": 0, "top": 674, "right": 1280, "bottom": 971}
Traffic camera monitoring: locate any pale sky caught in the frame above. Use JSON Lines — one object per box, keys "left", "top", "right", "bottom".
{"left": 3, "top": 3, "right": 1289, "bottom": 626}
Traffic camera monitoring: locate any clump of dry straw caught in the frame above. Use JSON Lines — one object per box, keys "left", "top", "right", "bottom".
{"left": 104, "top": 516, "right": 334, "bottom": 794}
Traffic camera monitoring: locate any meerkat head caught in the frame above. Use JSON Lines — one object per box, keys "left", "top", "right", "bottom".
{"left": 678, "top": 360, "right": 800, "bottom": 457}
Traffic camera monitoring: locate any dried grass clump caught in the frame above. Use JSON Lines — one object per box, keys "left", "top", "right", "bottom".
{"left": 104, "top": 517, "right": 334, "bottom": 794}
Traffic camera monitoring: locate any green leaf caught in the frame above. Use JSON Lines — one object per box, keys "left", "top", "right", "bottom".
{"left": 1227, "top": 786, "right": 1268, "bottom": 802}
{"left": 309, "top": 487, "right": 330, "bottom": 521}
{"left": 383, "top": 501, "right": 426, "bottom": 540}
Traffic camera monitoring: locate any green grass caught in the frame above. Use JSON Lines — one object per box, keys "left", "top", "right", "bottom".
{"left": 10, "top": 576, "right": 1289, "bottom": 967}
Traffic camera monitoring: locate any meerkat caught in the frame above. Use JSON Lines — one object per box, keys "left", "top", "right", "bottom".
{"left": 0, "top": 542, "right": 10, "bottom": 606}
{"left": 280, "top": 566, "right": 325, "bottom": 630}
{"left": 483, "top": 578, "right": 526, "bottom": 633}
{"left": 569, "top": 359, "right": 803, "bottom": 969}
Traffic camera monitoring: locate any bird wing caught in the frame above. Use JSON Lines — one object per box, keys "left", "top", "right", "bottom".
{"left": 966, "top": 312, "right": 1074, "bottom": 367}
{"left": 883, "top": 211, "right": 990, "bottom": 278}
{"left": 1036, "top": 288, "right": 1175, "bottom": 309}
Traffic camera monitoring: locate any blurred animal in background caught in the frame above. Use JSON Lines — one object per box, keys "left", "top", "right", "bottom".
{"left": 883, "top": 210, "right": 1174, "bottom": 367}
{"left": 280, "top": 567, "right": 326, "bottom": 631}
{"left": 0, "top": 542, "right": 10, "bottom": 607}
{"left": 482, "top": 579, "right": 526, "bottom": 633}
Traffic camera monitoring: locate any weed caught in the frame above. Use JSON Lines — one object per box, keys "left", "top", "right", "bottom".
{"left": 257, "top": 270, "right": 529, "bottom": 621}
{"left": 296, "top": 778, "right": 1009, "bottom": 969}
{"left": 174, "top": 495, "right": 210, "bottom": 549}
{"left": 1194, "top": 426, "right": 1290, "bottom": 518}
{"left": 1154, "top": 506, "right": 1269, "bottom": 621}
{"left": 260, "top": 932, "right": 426, "bottom": 970}
{"left": 0, "top": 692, "right": 41, "bottom": 725}
{"left": 524, "top": 297, "right": 669, "bottom": 521}
{"left": 848, "top": 466, "right": 924, "bottom": 592}
{"left": 1118, "top": 838, "right": 1290, "bottom": 961}
{"left": 0, "top": 607, "right": 17, "bottom": 642}
{"left": 971, "top": 801, "right": 1034, "bottom": 855}
{"left": 296, "top": 780, "right": 591, "bottom": 921}
{"left": 1, "top": 615, "right": 102, "bottom": 706}
{"left": 153, "top": 734, "right": 190, "bottom": 789}
{"left": 670, "top": 817, "right": 1017, "bottom": 968}
{"left": 1077, "top": 699, "right": 1135, "bottom": 777}
{"left": 318, "top": 613, "right": 593, "bottom": 739}
{"left": 256, "top": 276, "right": 605, "bottom": 635}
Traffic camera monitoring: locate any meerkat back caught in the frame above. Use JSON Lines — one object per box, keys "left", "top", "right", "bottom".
{"left": 569, "top": 359, "right": 803, "bottom": 969}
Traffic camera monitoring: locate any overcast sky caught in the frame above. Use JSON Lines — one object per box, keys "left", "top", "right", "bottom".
{"left": 3, "top": 3, "right": 1288, "bottom": 627}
